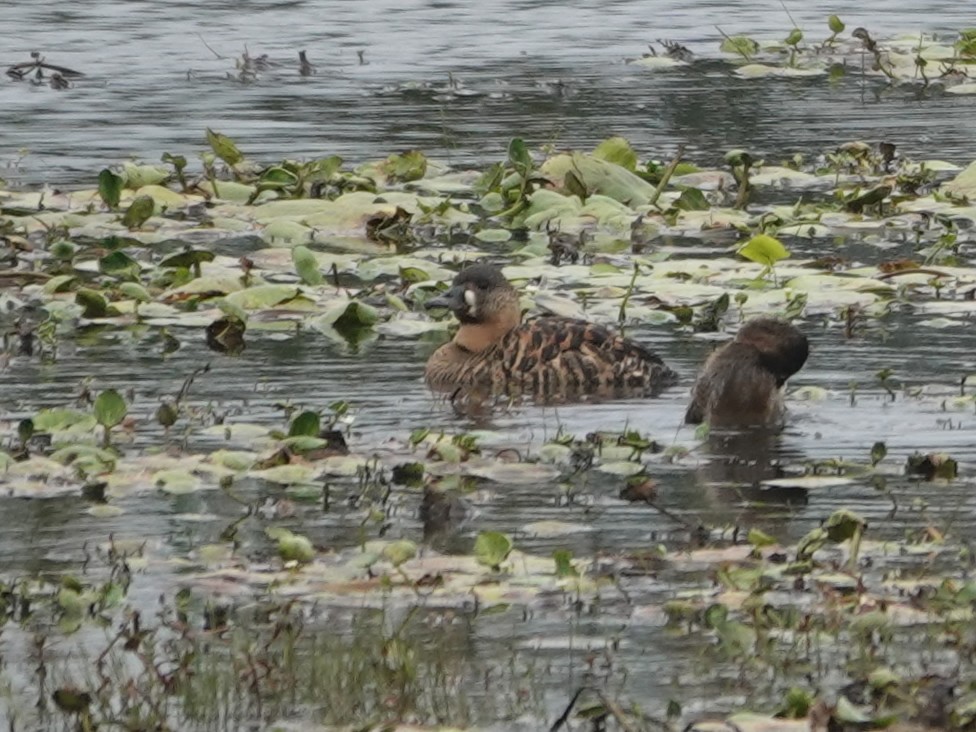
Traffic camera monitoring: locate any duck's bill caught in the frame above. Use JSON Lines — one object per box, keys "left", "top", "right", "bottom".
{"left": 424, "top": 286, "right": 463, "bottom": 310}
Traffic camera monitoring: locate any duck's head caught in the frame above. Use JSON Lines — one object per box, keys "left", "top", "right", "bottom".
{"left": 425, "top": 264, "right": 519, "bottom": 325}
{"left": 734, "top": 317, "right": 809, "bottom": 384}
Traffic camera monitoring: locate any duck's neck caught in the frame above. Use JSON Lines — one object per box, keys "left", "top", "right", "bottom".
{"left": 454, "top": 309, "right": 520, "bottom": 353}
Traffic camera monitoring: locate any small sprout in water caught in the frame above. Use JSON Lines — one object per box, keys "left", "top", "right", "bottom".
{"left": 156, "top": 401, "right": 178, "bottom": 429}
{"left": 474, "top": 530, "right": 513, "bottom": 572}
{"left": 94, "top": 389, "right": 127, "bottom": 446}
{"left": 738, "top": 234, "right": 790, "bottom": 275}
{"left": 875, "top": 368, "right": 896, "bottom": 401}
{"left": 552, "top": 549, "right": 579, "bottom": 578}
{"left": 870, "top": 441, "right": 887, "bottom": 466}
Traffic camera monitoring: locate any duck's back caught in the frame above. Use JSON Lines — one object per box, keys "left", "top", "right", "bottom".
{"left": 429, "top": 316, "right": 677, "bottom": 400}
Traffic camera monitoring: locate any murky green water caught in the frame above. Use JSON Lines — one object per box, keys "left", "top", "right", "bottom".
{"left": 3, "top": 2, "right": 976, "bottom": 729}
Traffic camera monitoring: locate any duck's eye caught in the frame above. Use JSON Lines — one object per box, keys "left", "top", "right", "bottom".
{"left": 463, "top": 288, "right": 478, "bottom": 314}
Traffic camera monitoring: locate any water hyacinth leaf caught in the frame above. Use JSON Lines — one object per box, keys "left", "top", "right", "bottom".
{"left": 97, "top": 168, "right": 124, "bottom": 209}
{"left": 17, "top": 419, "right": 34, "bottom": 444}
{"left": 719, "top": 35, "right": 759, "bottom": 58}
{"left": 553, "top": 549, "right": 579, "bottom": 578}
{"left": 224, "top": 284, "right": 301, "bottom": 310}
{"left": 292, "top": 245, "right": 323, "bottom": 285}
{"left": 216, "top": 298, "right": 248, "bottom": 323}
{"left": 154, "top": 469, "right": 202, "bottom": 494}
{"left": 159, "top": 249, "right": 216, "bottom": 270}
{"left": 564, "top": 170, "right": 588, "bottom": 201}
{"left": 333, "top": 301, "right": 379, "bottom": 329}
{"left": 76, "top": 288, "right": 110, "bottom": 318}
{"left": 508, "top": 137, "right": 533, "bottom": 175}
{"left": 784, "top": 28, "right": 803, "bottom": 46}
{"left": 828, "top": 14, "right": 845, "bottom": 33}
{"left": 593, "top": 136, "right": 637, "bottom": 171}
{"left": 119, "top": 282, "right": 151, "bottom": 303}
{"left": 474, "top": 531, "right": 513, "bottom": 570}
{"left": 672, "top": 188, "right": 710, "bottom": 211}
{"left": 120, "top": 194, "right": 155, "bottom": 230}
{"left": 823, "top": 509, "right": 867, "bottom": 543}
{"left": 738, "top": 234, "right": 790, "bottom": 267}
{"left": 289, "top": 410, "right": 321, "bottom": 437}
{"left": 122, "top": 162, "right": 169, "bottom": 189}
{"left": 93, "top": 389, "right": 127, "bottom": 429}
{"left": 270, "top": 528, "right": 315, "bottom": 564}
{"left": 99, "top": 251, "right": 140, "bottom": 279}
{"left": 205, "top": 128, "right": 243, "bottom": 166}
{"left": 382, "top": 150, "right": 427, "bottom": 182}
{"left": 259, "top": 165, "right": 299, "bottom": 189}
{"left": 747, "top": 528, "right": 776, "bottom": 548}
{"left": 382, "top": 540, "right": 417, "bottom": 567}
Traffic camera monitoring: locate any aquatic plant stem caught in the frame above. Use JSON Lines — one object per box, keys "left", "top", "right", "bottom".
{"left": 648, "top": 144, "right": 685, "bottom": 209}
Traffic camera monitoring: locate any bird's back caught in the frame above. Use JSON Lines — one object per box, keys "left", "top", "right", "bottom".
{"left": 429, "top": 316, "right": 677, "bottom": 402}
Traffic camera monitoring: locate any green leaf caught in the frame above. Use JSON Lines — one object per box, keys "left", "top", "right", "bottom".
{"left": 828, "top": 15, "right": 845, "bottom": 34}
{"left": 98, "top": 168, "right": 124, "bottom": 209}
{"left": 507, "top": 138, "right": 533, "bottom": 175}
{"left": 17, "top": 418, "right": 34, "bottom": 444}
{"left": 159, "top": 249, "right": 216, "bottom": 269}
{"left": 719, "top": 35, "right": 759, "bottom": 58}
{"left": 746, "top": 528, "right": 776, "bottom": 548}
{"left": 121, "top": 195, "right": 155, "bottom": 229}
{"left": 289, "top": 410, "right": 321, "bottom": 437}
{"left": 162, "top": 152, "right": 187, "bottom": 173}
{"left": 292, "top": 245, "right": 323, "bottom": 285}
{"left": 382, "top": 150, "right": 427, "bottom": 182}
{"left": 272, "top": 529, "right": 315, "bottom": 563}
{"left": 738, "top": 233, "right": 790, "bottom": 267}
{"left": 592, "top": 136, "right": 638, "bottom": 171}
{"left": 122, "top": 162, "right": 169, "bottom": 189}
{"left": 474, "top": 531, "right": 513, "bottom": 570}
{"left": 784, "top": 28, "right": 803, "bottom": 46}
{"left": 75, "top": 288, "right": 110, "bottom": 318}
{"left": 382, "top": 540, "right": 418, "bottom": 567}
{"left": 672, "top": 188, "right": 710, "bottom": 211}
{"left": 262, "top": 165, "right": 300, "bottom": 187}
{"left": 205, "top": 128, "right": 244, "bottom": 166}
{"left": 870, "top": 441, "right": 887, "bottom": 466}
{"left": 564, "top": 170, "right": 588, "bottom": 201}
{"left": 553, "top": 549, "right": 579, "bottom": 578}
{"left": 93, "top": 389, "right": 127, "bottom": 429}
{"left": 823, "top": 508, "right": 867, "bottom": 543}
{"left": 119, "top": 282, "right": 151, "bottom": 303}
{"left": 99, "top": 251, "right": 140, "bottom": 280}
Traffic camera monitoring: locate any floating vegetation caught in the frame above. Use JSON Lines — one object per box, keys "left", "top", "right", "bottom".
{"left": 5, "top": 28, "right": 976, "bottom": 721}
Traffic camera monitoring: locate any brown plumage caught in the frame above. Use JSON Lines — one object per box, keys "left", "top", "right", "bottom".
{"left": 685, "top": 317, "right": 809, "bottom": 428}
{"left": 424, "top": 264, "right": 677, "bottom": 401}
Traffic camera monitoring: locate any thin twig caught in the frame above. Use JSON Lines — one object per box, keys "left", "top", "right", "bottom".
{"left": 648, "top": 144, "right": 686, "bottom": 208}
{"left": 197, "top": 34, "right": 229, "bottom": 60}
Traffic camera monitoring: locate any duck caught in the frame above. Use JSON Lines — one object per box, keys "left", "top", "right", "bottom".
{"left": 424, "top": 264, "right": 677, "bottom": 401}
{"left": 684, "top": 317, "right": 809, "bottom": 428}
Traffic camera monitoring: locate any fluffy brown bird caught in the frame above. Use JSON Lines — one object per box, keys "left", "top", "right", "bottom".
{"left": 424, "top": 264, "right": 677, "bottom": 401}
{"left": 685, "top": 317, "right": 809, "bottom": 428}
